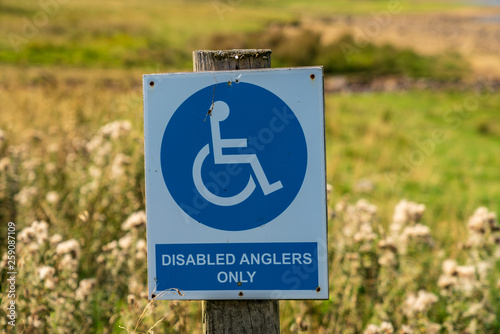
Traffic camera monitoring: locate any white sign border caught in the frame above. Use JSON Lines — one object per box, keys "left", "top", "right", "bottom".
{"left": 143, "top": 67, "right": 328, "bottom": 300}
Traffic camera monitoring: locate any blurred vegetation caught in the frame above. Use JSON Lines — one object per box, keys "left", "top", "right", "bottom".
{"left": 0, "top": 0, "right": 499, "bottom": 332}
{"left": 207, "top": 29, "right": 468, "bottom": 80}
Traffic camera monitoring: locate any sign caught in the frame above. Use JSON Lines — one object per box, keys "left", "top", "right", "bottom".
{"left": 143, "top": 67, "right": 328, "bottom": 300}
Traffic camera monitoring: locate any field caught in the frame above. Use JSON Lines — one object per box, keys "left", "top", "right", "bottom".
{"left": 1, "top": 0, "right": 500, "bottom": 333}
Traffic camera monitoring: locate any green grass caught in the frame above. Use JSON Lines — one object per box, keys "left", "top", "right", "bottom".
{"left": 1, "top": 0, "right": 499, "bottom": 332}
{"left": 325, "top": 89, "right": 500, "bottom": 246}
{"left": 0, "top": 0, "right": 472, "bottom": 71}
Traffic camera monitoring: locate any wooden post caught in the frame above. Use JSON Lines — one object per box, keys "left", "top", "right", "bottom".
{"left": 193, "top": 49, "right": 280, "bottom": 334}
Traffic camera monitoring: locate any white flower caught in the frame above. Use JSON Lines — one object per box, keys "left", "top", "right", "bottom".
{"left": 46, "top": 191, "right": 60, "bottom": 204}
{"left": 456, "top": 265, "right": 475, "bottom": 279}
{"left": 378, "top": 251, "right": 397, "bottom": 267}
{"left": 363, "top": 324, "right": 380, "bottom": 334}
{"left": 38, "top": 266, "right": 56, "bottom": 290}
{"left": 110, "top": 153, "right": 131, "bottom": 179}
{"left": 404, "top": 290, "right": 438, "bottom": 316}
{"left": 379, "top": 322, "right": 393, "bottom": 334}
{"left": 463, "top": 303, "right": 484, "bottom": 317}
{"left": 401, "top": 224, "right": 432, "bottom": 243}
{"left": 118, "top": 234, "right": 133, "bottom": 250}
{"left": 438, "top": 275, "right": 457, "bottom": 289}
{"left": 102, "top": 240, "right": 118, "bottom": 252}
{"left": 326, "top": 183, "right": 333, "bottom": 202}
{"left": 14, "top": 186, "right": 38, "bottom": 206}
{"left": 121, "top": 211, "right": 146, "bottom": 231}
{"left": 18, "top": 226, "right": 36, "bottom": 244}
{"left": 75, "top": 278, "right": 96, "bottom": 301}
{"left": 50, "top": 234, "right": 63, "bottom": 247}
{"left": 38, "top": 266, "right": 55, "bottom": 280}
{"left": 56, "top": 239, "right": 81, "bottom": 259}
{"left": 442, "top": 259, "right": 457, "bottom": 276}
{"left": 0, "top": 157, "right": 10, "bottom": 171}
{"left": 136, "top": 239, "right": 147, "bottom": 260}
{"left": 32, "top": 220, "right": 49, "bottom": 244}
{"left": 392, "top": 200, "right": 425, "bottom": 225}
{"left": 99, "top": 120, "right": 132, "bottom": 139}
{"left": 58, "top": 254, "right": 78, "bottom": 272}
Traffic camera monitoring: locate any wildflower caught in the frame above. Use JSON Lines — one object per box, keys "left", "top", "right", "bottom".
{"left": 110, "top": 153, "right": 131, "bottom": 179}
{"left": 128, "top": 278, "right": 145, "bottom": 296}
{"left": 32, "top": 220, "right": 49, "bottom": 244}
{"left": 47, "top": 142, "right": 59, "bottom": 153}
{"left": 56, "top": 239, "right": 81, "bottom": 259}
{"left": 102, "top": 240, "right": 118, "bottom": 252}
{"left": 379, "top": 322, "right": 393, "bottom": 334}
{"left": 28, "top": 314, "right": 43, "bottom": 329}
{"left": 354, "top": 178, "right": 375, "bottom": 193}
{"left": 468, "top": 207, "right": 498, "bottom": 232}
{"left": 426, "top": 324, "right": 441, "bottom": 334}
{"left": 136, "top": 239, "right": 147, "bottom": 260}
{"left": 14, "top": 186, "right": 38, "bottom": 206}
{"left": 89, "top": 166, "right": 102, "bottom": 179}
{"left": 353, "top": 223, "right": 377, "bottom": 243}
{"left": 0, "top": 157, "right": 10, "bottom": 171}
{"left": 399, "top": 325, "right": 414, "bottom": 334}
{"left": 335, "top": 199, "right": 347, "bottom": 213}
{"left": 49, "top": 233, "right": 63, "bottom": 247}
{"left": 378, "top": 251, "right": 397, "bottom": 267}
{"left": 38, "top": 265, "right": 55, "bottom": 279}
{"left": 118, "top": 234, "right": 133, "bottom": 250}
{"left": 121, "top": 211, "right": 147, "bottom": 231}
{"left": 401, "top": 224, "right": 432, "bottom": 245}
{"left": 442, "top": 259, "right": 457, "bottom": 276}
{"left": 38, "top": 266, "right": 56, "bottom": 290}
{"left": 326, "top": 183, "right": 333, "bottom": 202}
{"left": 44, "top": 162, "right": 57, "bottom": 173}
{"left": 377, "top": 237, "right": 397, "bottom": 252}
{"left": 456, "top": 265, "right": 475, "bottom": 279}
{"left": 18, "top": 226, "right": 36, "bottom": 244}
{"left": 392, "top": 200, "right": 425, "bottom": 225}
{"left": 59, "top": 254, "right": 78, "bottom": 272}
{"left": 127, "top": 294, "right": 136, "bottom": 305}
{"left": 404, "top": 290, "right": 438, "bottom": 316}
{"left": 438, "top": 275, "right": 457, "bottom": 289}
{"left": 98, "top": 120, "right": 132, "bottom": 139}
{"left": 46, "top": 191, "right": 60, "bottom": 204}
{"left": 463, "top": 303, "right": 484, "bottom": 317}
{"left": 75, "top": 278, "right": 96, "bottom": 301}
{"left": 364, "top": 324, "right": 380, "bottom": 334}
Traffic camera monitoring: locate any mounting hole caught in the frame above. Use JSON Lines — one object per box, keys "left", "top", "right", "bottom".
{"left": 310, "top": 74, "right": 315, "bottom": 80}
{"left": 227, "top": 81, "right": 232, "bottom": 86}
{"left": 149, "top": 81, "right": 155, "bottom": 87}
{"left": 151, "top": 293, "right": 156, "bottom": 299}
{"left": 235, "top": 79, "right": 239, "bottom": 83}
{"left": 316, "top": 286, "right": 321, "bottom": 292}
{"left": 237, "top": 282, "right": 242, "bottom": 286}
{"left": 238, "top": 291, "right": 244, "bottom": 297}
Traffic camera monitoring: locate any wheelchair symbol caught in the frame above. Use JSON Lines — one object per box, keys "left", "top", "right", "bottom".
{"left": 193, "top": 101, "right": 283, "bottom": 207}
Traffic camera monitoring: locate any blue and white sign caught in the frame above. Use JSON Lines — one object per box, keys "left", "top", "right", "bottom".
{"left": 144, "top": 67, "right": 328, "bottom": 300}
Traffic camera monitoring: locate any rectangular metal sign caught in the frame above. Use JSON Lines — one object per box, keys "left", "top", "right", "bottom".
{"left": 143, "top": 67, "right": 328, "bottom": 300}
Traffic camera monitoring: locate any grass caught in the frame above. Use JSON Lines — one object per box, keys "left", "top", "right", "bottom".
{"left": 325, "top": 89, "right": 500, "bottom": 247}
{"left": 1, "top": 0, "right": 500, "bottom": 332}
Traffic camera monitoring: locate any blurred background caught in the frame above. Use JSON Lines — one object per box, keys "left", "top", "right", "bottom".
{"left": 1, "top": 0, "right": 500, "bottom": 333}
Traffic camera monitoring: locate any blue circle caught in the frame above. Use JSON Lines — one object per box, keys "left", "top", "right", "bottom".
{"left": 161, "top": 82, "right": 307, "bottom": 231}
